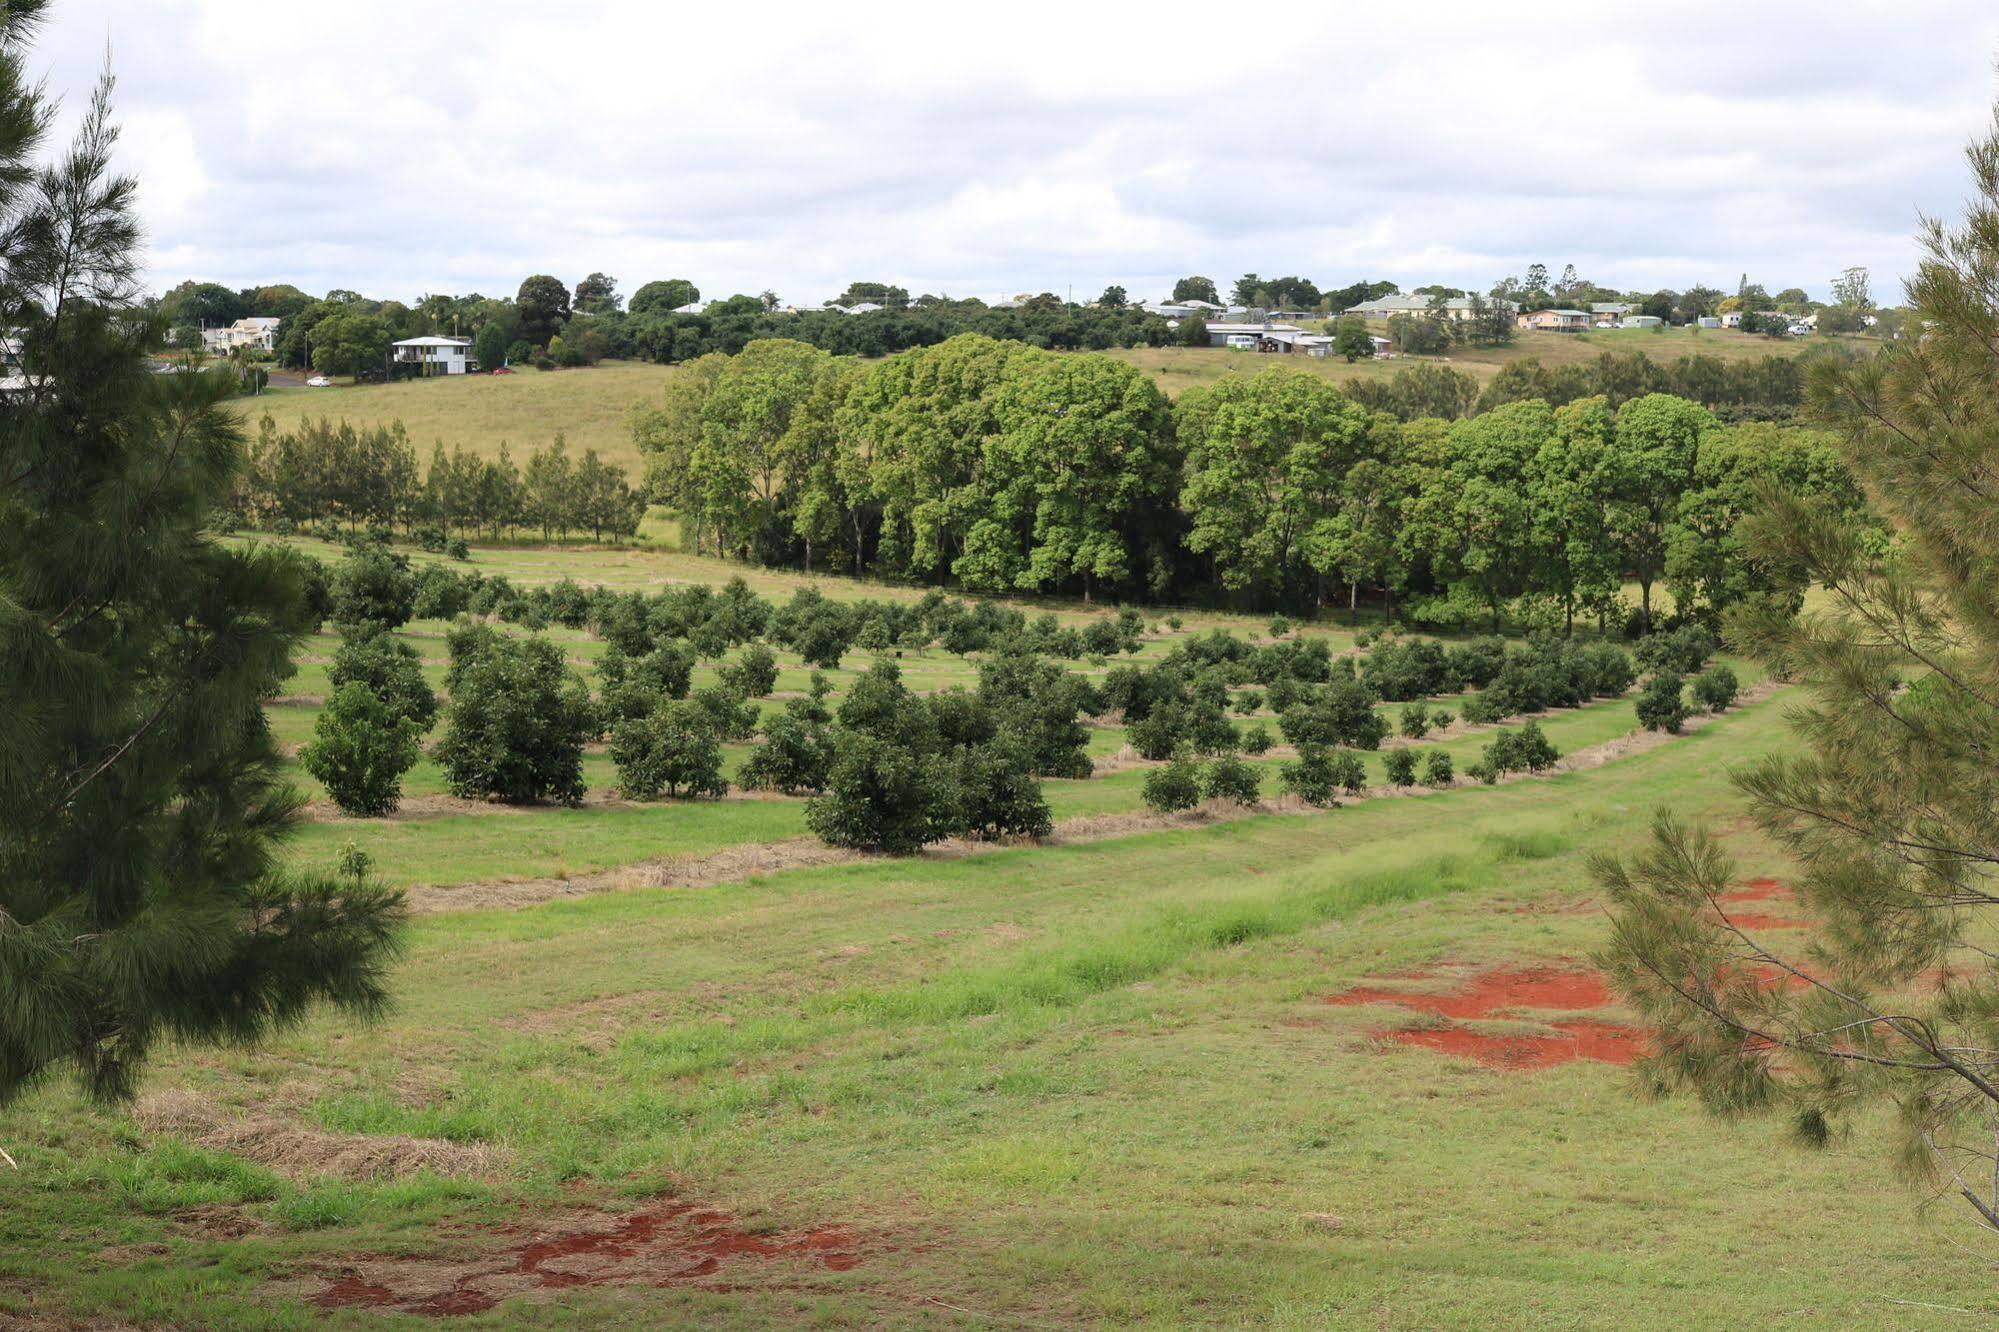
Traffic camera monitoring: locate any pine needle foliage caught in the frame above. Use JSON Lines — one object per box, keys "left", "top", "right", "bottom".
{"left": 0, "top": 4, "right": 403, "bottom": 1107}
{"left": 1596, "top": 111, "right": 1999, "bottom": 1235}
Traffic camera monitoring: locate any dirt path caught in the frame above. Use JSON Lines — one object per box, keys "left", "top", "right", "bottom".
{"left": 403, "top": 685, "right": 1788, "bottom": 914}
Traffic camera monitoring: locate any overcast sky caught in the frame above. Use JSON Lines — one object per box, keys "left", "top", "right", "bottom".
{"left": 29, "top": 0, "right": 1999, "bottom": 308}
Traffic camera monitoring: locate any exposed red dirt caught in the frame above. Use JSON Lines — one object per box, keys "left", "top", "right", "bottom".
{"left": 1326, "top": 962, "right": 1646, "bottom": 1070}
{"left": 1377, "top": 1018, "right": 1646, "bottom": 1068}
{"left": 305, "top": 1199, "right": 863, "bottom": 1316}
{"left": 1325, "top": 964, "right": 1612, "bottom": 1018}
{"left": 1724, "top": 876, "right": 1791, "bottom": 903}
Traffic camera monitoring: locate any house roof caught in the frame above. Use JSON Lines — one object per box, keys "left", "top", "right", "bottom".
{"left": 392, "top": 336, "right": 473, "bottom": 348}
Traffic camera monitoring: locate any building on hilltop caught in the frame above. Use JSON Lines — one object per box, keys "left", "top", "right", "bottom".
{"left": 391, "top": 335, "right": 476, "bottom": 375}
{"left": 200, "top": 316, "right": 282, "bottom": 354}
{"left": 1517, "top": 308, "right": 1592, "bottom": 332}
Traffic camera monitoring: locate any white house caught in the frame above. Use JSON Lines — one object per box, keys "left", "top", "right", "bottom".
{"left": 1343, "top": 293, "right": 1512, "bottom": 323}
{"left": 392, "top": 335, "right": 476, "bottom": 375}
{"left": 201, "top": 316, "right": 282, "bottom": 354}
{"left": 1591, "top": 302, "right": 1637, "bottom": 324}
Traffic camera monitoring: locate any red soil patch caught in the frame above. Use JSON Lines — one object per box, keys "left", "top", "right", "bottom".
{"left": 1326, "top": 962, "right": 1645, "bottom": 1070}
{"left": 1378, "top": 1018, "right": 1646, "bottom": 1069}
{"left": 1724, "top": 877, "right": 1791, "bottom": 903}
{"left": 1718, "top": 911, "right": 1809, "bottom": 930}
{"left": 306, "top": 1199, "right": 863, "bottom": 1316}
{"left": 1325, "top": 964, "right": 1612, "bottom": 1018}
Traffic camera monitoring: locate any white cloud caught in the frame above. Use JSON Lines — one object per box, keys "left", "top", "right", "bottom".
{"left": 26, "top": 0, "right": 1999, "bottom": 305}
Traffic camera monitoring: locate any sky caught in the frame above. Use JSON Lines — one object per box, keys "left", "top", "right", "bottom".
{"left": 28, "top": 0, "right": 1999, "bottom": 309}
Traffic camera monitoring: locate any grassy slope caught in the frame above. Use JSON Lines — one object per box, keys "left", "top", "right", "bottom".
{"left": 2, "top": 693, "right": 1985, "bottom": 1328}
{"left": 235, "top": 360, "right": 673, "bottom": 472}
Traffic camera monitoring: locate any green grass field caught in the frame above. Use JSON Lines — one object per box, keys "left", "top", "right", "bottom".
{"left": 238, "top": 360, "right": 674, "bottom": 472}
{"left": 3, "top": 538, "right": 1966, "bottom": 1328}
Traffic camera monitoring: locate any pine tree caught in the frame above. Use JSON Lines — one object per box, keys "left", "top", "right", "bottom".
{"left": 0, "top": 5, "right": 403, "bottom": 1106}
{"left": 1596, "top": 109, "right": 1999, "bottom": 1235}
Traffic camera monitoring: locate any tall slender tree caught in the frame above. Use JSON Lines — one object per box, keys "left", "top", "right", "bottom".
{"left": 1596, "top": 109, "right": 1999, "bottom": 1237}
{"left": 0, "top": 3, "right": 403, "bottom": 1107}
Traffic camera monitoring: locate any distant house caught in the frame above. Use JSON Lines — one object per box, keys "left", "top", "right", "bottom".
{"left": 1696, "top": 316, "right": 1722, "bottom": 329}
{"left": 1200, "top": 320, "right": 1303, "bottom": 349}
{"left": 391, "top": 335, "right": 476, "bottom": 375}
{"left": 201, "top": 316, "right": 282, "bottom": 354}
{"left": 1621, "top": 315, "right": 1666, "bottom": 330}
{"left": 1719, "top": 311, "right": 1744, "bottom": 328}
{"left": 1343, "top": 293, "right": 1510, "bottom": 323}
{"left": 1590, "top": 302, "right": 1637, "bottom": 324}
{"left": 1517, "top": 308, "right": 1592, "bottom": 332}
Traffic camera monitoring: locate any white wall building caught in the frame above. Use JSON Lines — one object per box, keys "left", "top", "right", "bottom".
{"left": 392, "top": 335, "right": 476, "bottom": 375}
{"left": 200, "top": 316, "right": 282, "bottom": 354}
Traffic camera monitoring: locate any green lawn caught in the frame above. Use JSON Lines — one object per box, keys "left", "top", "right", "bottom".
{"left": 3, "top": 690, "right": 1984, "bottom": 1327}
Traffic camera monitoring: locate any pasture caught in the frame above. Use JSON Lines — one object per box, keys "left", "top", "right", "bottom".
{"left": 0, "top": 538, "right": 1968, "bottom": 1329}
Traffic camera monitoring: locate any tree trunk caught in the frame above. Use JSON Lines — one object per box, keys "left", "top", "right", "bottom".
{"left": 803, "top": 535, "right": 812, "bottom": 576}
{"left": 1349, "top": 582, "right": 1358, "bottom": 627}
{"left": 1640, "top": 579, "right": 1653, "bottom": 633}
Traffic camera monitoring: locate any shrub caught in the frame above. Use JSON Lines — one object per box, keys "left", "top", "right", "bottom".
{"left": 1277, "top": 678, "right": 1387, "bottom": 750}
{"left": 1235, "top": 689, "right": 1264, "bottom": 715}
{"left": 1483, "top": 721, "right": 1560, "bottom": 775}
{"left": 446, "top": 537, "right": 470, "bottom": 560}
{"left": 1268, "top": 615, "right": 1293, "bottom": 638}
{"left": 1280, "top": 744, "right": 1363, "bottom": 807}
{"left": 1166, "top": 615, "right": 1183, "bottom": 631}
{"left": 954, "top": 739, "right": 1052, "bottom": 841}
{"left": 1362, "top": 637, "right": 1456, "bottom": 701}
{"left": 806, "top": 733, "right": 956, "bottom": 853}
{"left": 1446, "top": 636, "right": 1508, "bottom": 688}
{"left": 1635, "top": 672, "right": 1689, "bottom": 733}
{"left": 1141, "top": 749, "right": 1203, "bottom": 813}
{"left": 1383, "top": 749, "right": 1418, "bottom": 785}
{"left": 720, "top": 642, "right": 780, "bottom": 698}
{"left": 1239, "top": 724, "right": 1272, "bottom": 755}
{"left": 1459, "top": 692, "right": 1507, "bottom": 725}
{"left": 1634, "top": 624, "right": 1717, "bottom": 676}
{"left": 598, "top": 640, "right": 695, "bottom": 723}
{"left": 434, "top": 634, "right": 596, "bottom": 804}
{"left": 738, "top": 701, "right": 837, "bottom": 794}
{"left": 299, "top": 683, "right": 422, "bottom": 817}
{"left": 1081, "top": 619, "right": 1123, "bottom": 656}
{"left": 1431, "top": 708, "right": 1454, "bottom": 729}
{"left": 610, "top": 700, "right": 727, "bottom": 799}
{"left": 328, "top": 628, "right": 437, "bottom": 730}
{"left": 328, "top": 545, "right": 416, "bottom": 630}
{"left": 855, "top": 616, "right": 892, "bottom": 654}
{"left": 1398, "top": 702, "right": 1429, "bottom": 740}
{"left": 414, "top": 524, "right": 447, "bottom": 553}
{"left": 1421, "top": 750, "right": 1455, "bottom": 787}
{"left": 1203, "top": 753, "right": 1263, "bottom": 805}
{"left": 688, "top": 684, "right": 759, "bottom": 742}
{"left": 1692, "top": 663, "right": 1739, "bottom": 712}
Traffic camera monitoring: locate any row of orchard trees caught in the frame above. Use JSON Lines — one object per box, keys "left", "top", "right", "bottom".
{"left": 235, "top": 415, "right": 644, "bottom": 541}
{"left": 636, "top": 335, "right": 1865, "bottom": 624}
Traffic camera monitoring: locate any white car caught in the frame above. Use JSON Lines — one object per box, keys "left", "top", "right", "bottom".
{"left": 1787, "top": 324, "right": 1812, "bottom": 337}
{"left": 306, "top": 375, "right": 331, "bottom": 387}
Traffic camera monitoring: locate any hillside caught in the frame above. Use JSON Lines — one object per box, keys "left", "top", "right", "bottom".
{"left": 231, "top": 328, "right": 1852, "bottom": 473}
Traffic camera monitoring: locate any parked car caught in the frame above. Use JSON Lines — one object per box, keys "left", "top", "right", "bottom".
{"left": 491, "top": 366, "right": 515, "bottom": 375}
{"left": 1787, "top": 323, "right": 1812, "bottom": 337}
{"left": 306, "top": 375, "right": 331, "bottom": 387}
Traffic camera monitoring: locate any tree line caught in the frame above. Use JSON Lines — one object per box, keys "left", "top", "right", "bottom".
{"left": 634, "top": 334, "right": 1867, "bottom": 625}
{"left": 1343, "top": 347, "right": 1820, "bottom": 423}
{"left": 233, "top": 415, "right": 644, "bottom": 542}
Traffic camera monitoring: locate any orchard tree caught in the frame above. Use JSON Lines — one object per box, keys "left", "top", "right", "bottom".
{"left": 301, "top": 684, "right": 423, "bottom": 816}
{"left": 434, "top": 633, "right": 595, "bottom": 804}
{"left": 1597, "top": 115, "right": 1999, "bottom": 1238}
{"left": 516, "top": 273, "right": 571, "bottom": 344}
{"left": 0, "top": 6, "right": 403, "bottom": 1107}
{"left": 1098, "top": 284, "right": 1128, "bottom": 308}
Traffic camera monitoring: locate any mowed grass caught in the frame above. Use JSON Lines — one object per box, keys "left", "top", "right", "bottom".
{"left": 236, "top": 359, "right": 674, "bottom": 472}
{"left": 3, "top": 692, "right": 1988, "bottom": 1328}
{"left": 1109, "top": 326, "right": 1862, "bottom": 396}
